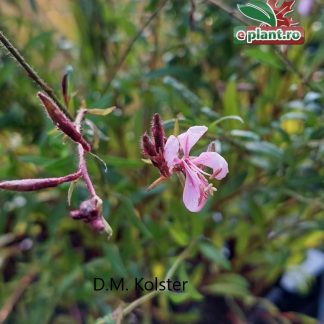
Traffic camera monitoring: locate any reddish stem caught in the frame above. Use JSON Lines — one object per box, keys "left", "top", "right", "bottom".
{"left": 75, "top": 109, "right": 97, "bottom": 197}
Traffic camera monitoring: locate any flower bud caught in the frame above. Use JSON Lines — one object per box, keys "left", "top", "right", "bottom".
{"left": 141, "top": 132, "right": 157, "bottom": 157}
{"left": 37, "top": 92, "right": 91, "bottom": 152}
{"left": 151, "top": 113, "right": 165, "bottom": 153}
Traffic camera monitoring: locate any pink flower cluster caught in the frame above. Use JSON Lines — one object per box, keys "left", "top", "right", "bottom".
{"left": 142, "top": 115, "right": 228, "bottom": 212}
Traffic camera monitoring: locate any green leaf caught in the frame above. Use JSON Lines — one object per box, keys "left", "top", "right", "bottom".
{"left": 115, "top": 194, "right": 152, "bottom": 239}
{"left": 87, "top": 106, "right": 116, "bottom": 116}
{"left": 199, "top": 243, "right": 231, "bottom": 270}
{"left": 237, "top": 1, "right": 276, "bottom": 27}
{"left": 67, "top": 180, "right": 77, "bottom": 206}
{"left": 210, "top": 115, "right": 244, "bottom": 127}
{"left": 221, "top": 81, "right": 241, "bottom": 129}
{"left": 310, "top": 127, "right": 324, "bottom": 140}
{"left": 169, "top": 226, "right": 189, "bottom": 246}
{"left": 103, "top": 245, "right": 128, "bottom": 277}
{"left": 230, "top": 129, "right": 260, "bottom": 141}
{"left": 103, "top": 156, "right": 143, "bottom": 169}
{"left": 163, "top": 76, "right": 202, "bottom": 113}
{"left": 204, "top": 274, "right": 250, "bottom": 298}
{"left": 280, "top": 112, "right": 307, "bottom": 121}
{"left": 245, "top": 141, "right": 283, "bottom": 159}
{"left": 244, "top": 48, "right": 282, "bottom": 69}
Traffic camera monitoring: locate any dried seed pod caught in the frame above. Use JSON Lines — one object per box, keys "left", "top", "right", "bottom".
{"left": 0, "top": 171, "right": 82, "bottom": 192}
{"left": 37, "top": 92, "right": 91, "bottom": 152}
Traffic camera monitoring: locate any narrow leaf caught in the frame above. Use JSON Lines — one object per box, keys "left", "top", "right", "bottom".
{"left": 67, "top": 180, "right": 78, "bottom": 206}
{"left": 87, "top": 107, "right": 116, "bottom": 116}
{"left": 211, "top": 115, "right": 244, "bottom": 127}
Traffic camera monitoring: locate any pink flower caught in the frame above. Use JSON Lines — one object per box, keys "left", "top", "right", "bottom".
{"left": 298, "top": 0, "right": 314, "bottom": 16}
{"left": 164, "top": 126, "right": 228, "bottom": 212}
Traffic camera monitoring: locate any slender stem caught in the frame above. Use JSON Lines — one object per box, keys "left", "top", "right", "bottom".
{"left": 103, "top": 0, "right": 169, "bottom": 91}
{"left": 75, "top": 108, "right": 97, "bottom": 197}
{"left": 0, "top": 30, "right": 72, "bottom": 119}
{"left": 208, "top": 0, "right": 246, "bottom": 24}
{"left": 79, "top": 146, "right": 97, "bottom": 197}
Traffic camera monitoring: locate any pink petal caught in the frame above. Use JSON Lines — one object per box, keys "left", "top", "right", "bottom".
{"left": 298, "top": 0, "right": 314, "bottom": 16}
{"left": 192, "top": 152, "right": 228, "bottom": 180}
{"left": 182, "top": 162, "right": 208, "bottom": 212}
{"left": 164, "top": 135, "right": 180, "bottom": 169}
{"left": 178, "top": 126, "right": 208, "bottom": 157}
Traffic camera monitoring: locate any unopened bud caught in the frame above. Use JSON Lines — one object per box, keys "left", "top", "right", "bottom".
{"left": 142, "top": 133, "right": 157, "bottom": 157}
{"left": 151, "top": 113, "right": 165, "bottom": 153}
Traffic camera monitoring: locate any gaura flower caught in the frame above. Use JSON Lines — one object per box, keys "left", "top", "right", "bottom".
{"left": 142, "top": 115, "right": 228, "bottom": 212}
{"left": 164, "top": 126, "right": 228, "bottom": 212}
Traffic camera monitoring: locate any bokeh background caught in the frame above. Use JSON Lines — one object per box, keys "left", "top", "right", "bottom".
{"left": 0, "top": 0, "right": 323, "bottom": 323}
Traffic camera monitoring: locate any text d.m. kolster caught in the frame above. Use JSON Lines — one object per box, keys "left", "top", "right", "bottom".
{"left": 94, "top": 277, "right": 189, "bottom": 292}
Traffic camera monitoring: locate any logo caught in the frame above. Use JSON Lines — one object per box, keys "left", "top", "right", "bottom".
{"left": 234, "top": 0, "right": 305, "bottom": 45}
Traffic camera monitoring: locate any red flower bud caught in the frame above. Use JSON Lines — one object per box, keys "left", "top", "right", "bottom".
{"left": 37, "top": 92, "right": 91, "bottom": 152}
{"left": 141, "top": 132, "right": 157, "bottom": 157}
{"left": 0, "top": 171, "right": 81, "bottom": 191}
{"left": 141, "top": 114, "right": 170, "bottom": 177}
{"left": 151, "top": 113, "right": 165, "bottom": 153}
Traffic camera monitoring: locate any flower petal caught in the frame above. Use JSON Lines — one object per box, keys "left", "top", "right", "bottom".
{"left": 178, "top": 126, "right": 208, "bottom": 157}
{"left": 164, "top": 135, "right": 180, "bottom": 169}
{"left": 182, "top": 162, "right": 208, "bottom": 212}
{"left": 298, "top": 0, "right": 314, "bottom": 16}
{"left": 192, "top": 151, "right": 228, "bottom": 180}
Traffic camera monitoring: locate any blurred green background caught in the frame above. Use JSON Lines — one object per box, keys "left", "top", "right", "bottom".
{"left": 0, "top": 0, "right": 323, "bottom": 323}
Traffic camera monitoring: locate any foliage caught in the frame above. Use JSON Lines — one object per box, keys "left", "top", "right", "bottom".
{"left": 0, "top": 0, "right": 323, "bottom": 323}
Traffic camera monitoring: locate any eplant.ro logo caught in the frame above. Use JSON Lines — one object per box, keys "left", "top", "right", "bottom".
{"left": 234, "top": 0, "right": 305, "bottom": 45}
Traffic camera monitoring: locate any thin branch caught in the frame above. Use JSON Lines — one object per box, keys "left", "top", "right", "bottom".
{"left": 103, "top": 0, "right": 169, "bottom": 91}
{"left": 207, "top": 0, "right": 321, "bottom": 93}
{"left": 208, "top": 0, "right": 246, "bottom": 24}
{"left": 0, "top": 30, "right": 72, "bottom": 119}
{"left": 0, "top": 270, "right": 38, "bottom": 323}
